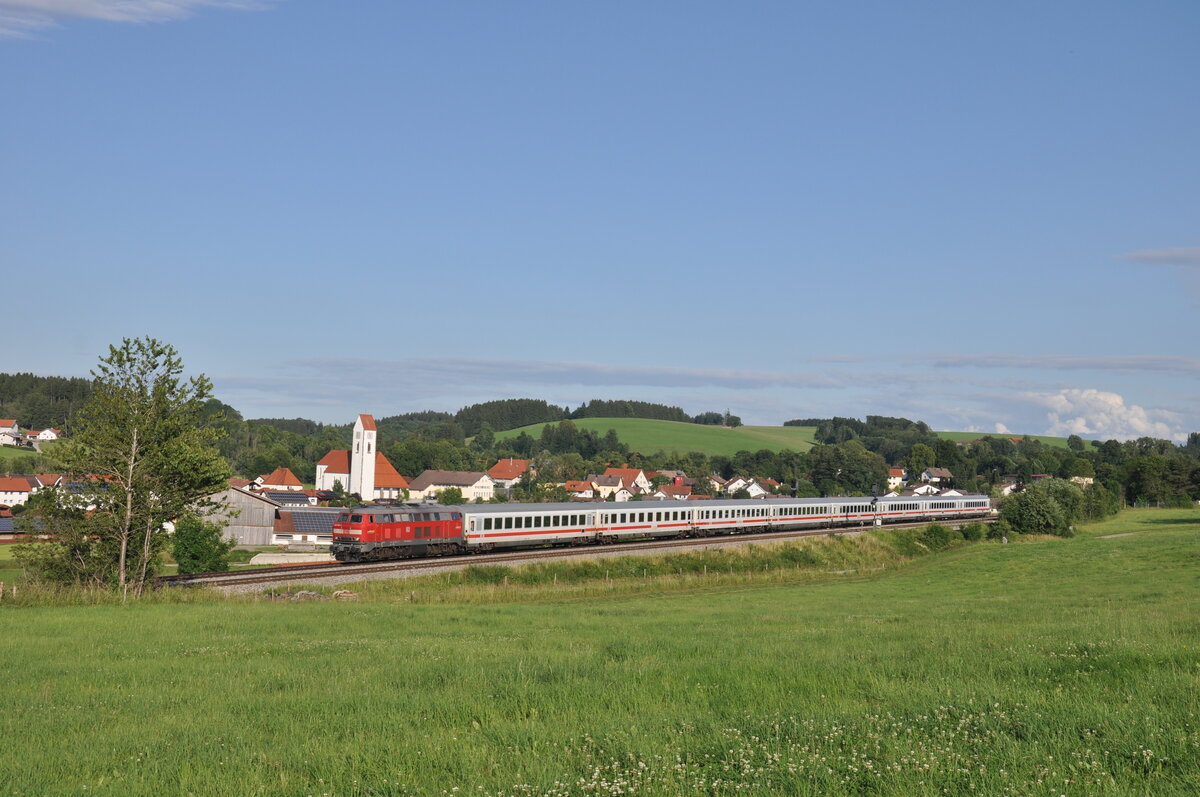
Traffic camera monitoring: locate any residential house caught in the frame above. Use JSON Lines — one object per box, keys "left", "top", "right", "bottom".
{"left": 723, "top": 477, "right": 751, "bottom": 495}
{"left": 1069, "top": 476, "right": 1095, "bottom": 488}
{"left": 255, "top": 467, "right": 305, "bottom": 492}
{"left": 756, "top": 477, "right": 782, "bottom": 494}
{"left": 487, "top": 458, "right": 531, "bottom": 488}
{"left": 564, "top": 480, "right": 596, "bottom": 499}
{"left": 0, "top": 419, "right": 20, "bottom": 446}
{"left": 651, "top": 484, "right": 692, "bottom": 501}
{"left": 603, "top": 467, "right": 652, "bottom": 494}
{"left": 0, "top": 476, "right": 35, "bottom": 507}
{"left": 906, "top": 483, "right": 940, "bottom": 496}
{"left": 34, "top": 428, "right": 63, "bottom": 441}
{"left": 921, "top": 467, "right": 953, "bottom": 484}
{"left": 588, "top": 474, "right": 623, "bottom": 499}
{"left": 34, "top": 474, "right": 62, "bottom": 489}
{"left": 612, "top": 485, "right": 635, "bottom": 502}
{"left": 887, "top": 468, "right": 906, "bottom": 491}
{"left": 709, "top": 474, "right": 729, "bottom": 493}
{"left": 407, "top": 470, "right": 495, "bottom": 502}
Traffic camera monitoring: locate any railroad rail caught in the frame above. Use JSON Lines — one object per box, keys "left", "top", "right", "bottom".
{"left": 159, "top": 518, "right": 991, "bottom": 590}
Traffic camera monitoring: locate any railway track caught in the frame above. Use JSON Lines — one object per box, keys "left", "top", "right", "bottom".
{"left": 160, "top": 518, "right": 992, "bottom": 590}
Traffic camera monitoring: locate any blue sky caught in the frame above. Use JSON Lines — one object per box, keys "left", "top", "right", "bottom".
{"left": 3, "top": 1, "right": 1198, "bottom": 441}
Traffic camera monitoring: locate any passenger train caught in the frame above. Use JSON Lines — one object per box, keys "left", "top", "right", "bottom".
{"left": 330, "top": 494, "right": 993, "bottom": 563}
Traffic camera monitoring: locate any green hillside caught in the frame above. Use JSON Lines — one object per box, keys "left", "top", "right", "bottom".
{"left": 496, "top": 417, "right": 816, "bottom": 457}
{"left": 935, "top": 430, "right": 1074, "bottom": 449}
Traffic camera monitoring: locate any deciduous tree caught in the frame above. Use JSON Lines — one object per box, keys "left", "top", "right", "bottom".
{"left": 50, "top": 338, "right": 230, "bottom": 594}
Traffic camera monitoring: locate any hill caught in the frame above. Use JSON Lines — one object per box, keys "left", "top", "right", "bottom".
{"left": 934, "top": 430, "right": 1075, "bottom": 449}
{"left": 496, "top": 417, "right": 816, "bottom": 456}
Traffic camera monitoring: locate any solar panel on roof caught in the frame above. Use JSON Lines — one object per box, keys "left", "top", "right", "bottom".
{"left": 292, "top": 512, "right": 335, "bottom": 533}
{"left": 0, "top": 517, "right": 14, "bottom": 532}
{"left": 267, "top": 491, "right": 309, "bottom": 505}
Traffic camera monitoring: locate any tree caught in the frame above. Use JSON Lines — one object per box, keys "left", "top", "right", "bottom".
{"left": 437, "top": 487, "right": 464, "bottom": 505}
{"left": 906, "top": 443, "right": 936, "bottom": 476}
{"left": 49, "top": 338, "right": 231, "bottom": 595}
{"left": 173, "top": 514, "right": 235, "bottom": 575}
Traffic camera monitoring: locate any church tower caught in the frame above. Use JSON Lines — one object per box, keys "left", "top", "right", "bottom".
{"left": 349, "top": 414, "right": 377, "bottom": 499}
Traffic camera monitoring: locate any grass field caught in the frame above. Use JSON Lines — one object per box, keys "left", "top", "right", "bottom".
{"left": 1, "top": 508, "right": 1197, "bottom": 794}
{"left": 934, "top": 430, "right": 1075, "bottom": 449}
{"left": 496, "top": 417, "right": 817, "bottom": 456}
{"left": 0, "top": 445, "right": 40, "bottom": 462}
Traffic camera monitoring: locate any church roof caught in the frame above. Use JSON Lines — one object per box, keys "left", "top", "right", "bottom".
{"left": 317, "top": 449, "right": 350, "bottom": 474}
{"left": 374, "top": 452, "right": 410, "bottom": 489}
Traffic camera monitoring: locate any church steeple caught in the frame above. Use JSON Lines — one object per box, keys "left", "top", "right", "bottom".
{"left": 349, "top": 414, "right": 377, "bottom": 499}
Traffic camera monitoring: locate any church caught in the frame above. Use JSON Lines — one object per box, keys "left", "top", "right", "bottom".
{"left": 314, "top": 414, "right": 411, "bottom": 500}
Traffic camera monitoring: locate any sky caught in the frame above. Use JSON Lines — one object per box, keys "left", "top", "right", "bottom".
{"left": 2, "top": 1, "right": 1198, "bottom": 441}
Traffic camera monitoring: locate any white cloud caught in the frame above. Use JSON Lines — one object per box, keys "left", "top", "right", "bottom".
{"left": 1027, "top": 388, "right": 1184, "bottom": 442}
{"left": 1118, "top": 247, "right": 1200, "bottom": 269}
{"left": 0, "top": 0, "right": 272, "bottom": 37}
{"left": 994, "top": 422, "right": 1011, "bottom": 434}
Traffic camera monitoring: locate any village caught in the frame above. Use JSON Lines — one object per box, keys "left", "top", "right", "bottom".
{"left": 0, "top": 412, "right": 985, "bottom": 547}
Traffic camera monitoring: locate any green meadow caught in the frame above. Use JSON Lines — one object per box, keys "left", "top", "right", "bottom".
{"left": 495, "top": 418, "right": 817, "bottom": 456}
{"left": 934, "top": 430, "right": 1075, "bottom": 449}
{"left": 0, "top": 509, "right": 1197, "bottom": 795}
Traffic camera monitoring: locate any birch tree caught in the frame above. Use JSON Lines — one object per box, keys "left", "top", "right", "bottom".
{"left": 54, "top": 337, "right": 230, "bottom": 595}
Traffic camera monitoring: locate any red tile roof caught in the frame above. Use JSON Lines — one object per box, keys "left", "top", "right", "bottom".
{"left": 488, "top": 458, "right": 530, "bottom": 481}
{"left": 0, "top": 477, "right": 33, "bottom": 493}
{"left": 565, "top": 480, "right": 594, "bottom": 492}
{"left": 317, "top": 449, "right": 351, "bottom": 474}
{"left": 604, "top": 467, "right": 646, "bottom": 485}
{"left": 229, "top": 477, "right": 253, "bottom": 489}
{"left": 656, "top": 484, "right": 692, "bottom": 496}
{"left": 358, "top": 414, "right": 376, "bottom": 431}
{"left": 35, "top": 474, "right": 62, "bottom": 487}
{"left": 0, "top": 419, "right": 17, "bottom": 427}
{"left": 374, "top": 452, "right": 410, "bottom": 489}
{"left": 888, "top": 468, "right": 904, "bottom": 477}
{"left": 258, "top": 467, "right": 303, "bottom": 488}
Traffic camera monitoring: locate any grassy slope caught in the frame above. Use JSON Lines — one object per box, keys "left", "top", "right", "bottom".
{"left": 496, "top": 417, "right": 816, "bottom": 456}
{"left": 935, "top": 430, "right": 1074, "bottom": 449}
{"left": 1, "top": 509, "right": 1198, "bottom": 795}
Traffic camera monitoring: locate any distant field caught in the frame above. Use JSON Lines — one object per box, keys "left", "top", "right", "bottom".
{"left": 935, "top": 430, "right": 1074, "bottom": 449}
{"left": 496, "top": 417, "right": 816, "bottom": 456}
{"left": 0, "top": 446, "right": 39, "bottom": 462}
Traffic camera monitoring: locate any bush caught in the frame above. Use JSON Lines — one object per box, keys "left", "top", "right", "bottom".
{"left": 987, "top": 518, "right": 1012, "bottom": 540}
{"left": 173, "top": 515, "right": 235, "bottom": 575}
{"left": 918, "top": 523, "right": 955, "bottom": 551}
{"left": 961, "top": 522, "right": 987, "bottom": 542}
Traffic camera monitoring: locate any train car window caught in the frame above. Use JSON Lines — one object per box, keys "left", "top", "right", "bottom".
{"left": 483, "top": 518, "right": 492, "bottom": 530}
{"left": 534, "top": 516, "right": 543, "bottom": 528}
{"left": 620, "top": 513, "right": 627, "bottom": 523}
{"left": 504, "top": 517, "right": 513, "bottom": 529}
{"left": 350, "top": 514, "right": 362, "bottom": 523}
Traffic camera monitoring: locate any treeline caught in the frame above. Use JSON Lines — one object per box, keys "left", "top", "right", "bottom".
{"left": 455, "top": 398, "right": 741, "bottom": 436}
{"left": 0, "top": 373, "right": 93, "bottom": 430}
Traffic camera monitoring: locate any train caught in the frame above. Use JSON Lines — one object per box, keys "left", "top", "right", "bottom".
{"left": 329, "top": 494, "right": 993, "bottom": 563}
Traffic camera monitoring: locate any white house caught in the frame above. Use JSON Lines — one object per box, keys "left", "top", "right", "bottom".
{"left": 0, "top": 477, "right": 34, "bottom": 506}
{"left": 921, "top": 467, "right": 953, "bottom": 484}
{"left": 564, "top": 480, "right": 596, "bottom": 499}
{"left": 887, "top": 468, "right": 906, "bottom": 490}
{"left": 35, "top": 428, "right": 63, "bottom": 441}
{"left": 604, "top": 468, "right": 652, "bottom": 495}
{"left": 487, "top": 458, "right": 531, "bottom": 488}
{"left": 0, "top": 419, "right": 19, "bottom": 446}
{"left": 612, "top": 486, "right": 635, "bottom": 502}
{"left": 407, "top": 470, "right": 496, "bottom": 502}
